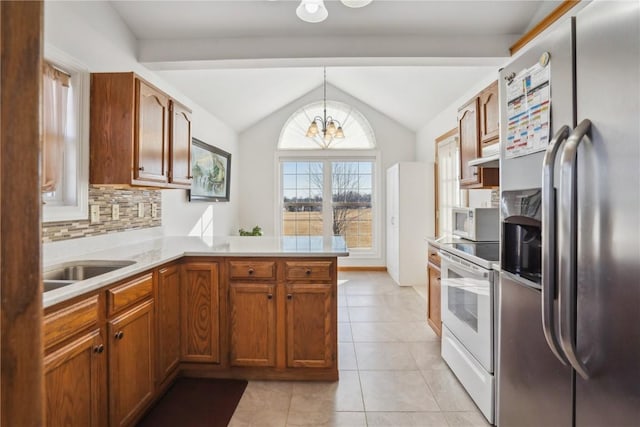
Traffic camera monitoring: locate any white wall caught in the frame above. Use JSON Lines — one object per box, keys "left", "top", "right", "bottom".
{"left": 238, "top": 84, "right": 416, "bottom": 266}
{"left": 44, "top": 1, "right": 240, "bottom": 237}
{"left": 416, "top": 70, "right": 498, "bottom": 208}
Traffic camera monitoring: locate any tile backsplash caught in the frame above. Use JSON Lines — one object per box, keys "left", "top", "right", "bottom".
{"left": 42, "top": 185, "right": 162, "bottom": 243}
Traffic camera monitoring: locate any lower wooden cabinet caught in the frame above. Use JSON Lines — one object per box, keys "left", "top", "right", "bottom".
{"left": 427, "top": 264, "right": 442, "bottom": 337}
{"left": 286, "top": 283, "right": 333, "bottom": 368}
{"left": 229, "top": 282, "right": 277, "bottom": 367}
{"left": 156, "top": 265, "right": 181, "bottom": 386}
{"left": 108, "top": 300, "right": 155, "bottom": 427}
{"left": 44, "top": 329, "right": 107, "bottom": 427}
{"left": 181, "top": 262, "right": 220, "bottom": 363}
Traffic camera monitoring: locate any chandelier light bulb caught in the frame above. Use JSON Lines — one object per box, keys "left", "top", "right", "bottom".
{"left": 296, "top": 0, "right": 328, "bottom": 23}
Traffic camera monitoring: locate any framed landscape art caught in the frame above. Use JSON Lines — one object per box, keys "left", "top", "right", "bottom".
{"left": 189, "top": 138, "right": 231, "bottom": 202}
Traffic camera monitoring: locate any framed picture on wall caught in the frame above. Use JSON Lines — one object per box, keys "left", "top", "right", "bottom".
{"left": 189, "top": 138, "right": 231, "bottom": 202}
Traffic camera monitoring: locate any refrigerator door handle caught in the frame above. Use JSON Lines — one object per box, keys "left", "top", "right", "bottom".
{"left": 558, "top": 119, "right": 592, "bottom": 380}
{"left": 541, "top": 125, "right": 571, "bottom": 365}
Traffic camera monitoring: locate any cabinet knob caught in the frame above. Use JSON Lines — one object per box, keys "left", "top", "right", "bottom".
{"left": 248, "top": 268, "right": 254, "bottom": 275}
{"left": 287, "top": 294, "right": 293, "bottom": 300}
{"left": 305, "top": 269, "right": 312, "bottom": 275}
{"left": 138, "top": 166, "right": 145, "bottom": 171}
{"left": 94, "top": 344, "right": 105, "bottom": 354}
{"left": 115, "top": 331, "right": 124, "bottom": 340}
{"left": 267, "top": 294, "right": 273, "bottom": 300}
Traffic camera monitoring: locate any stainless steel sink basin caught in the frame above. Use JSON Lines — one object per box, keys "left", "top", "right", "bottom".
{"left": 43, "top": 260, "right": 136, "bottom": 282}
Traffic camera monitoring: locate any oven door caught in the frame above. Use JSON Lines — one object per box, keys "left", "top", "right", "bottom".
{"left": 440, "top": 251, "right": 493, "bottom": 372}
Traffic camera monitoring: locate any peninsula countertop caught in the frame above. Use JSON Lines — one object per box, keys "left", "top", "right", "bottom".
{"left": 43, "top": 235, "right": 348, "bottom": 308}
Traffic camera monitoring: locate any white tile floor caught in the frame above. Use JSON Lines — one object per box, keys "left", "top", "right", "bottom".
{"left": 228, "top": 271, "right": 490, "bottom": 427}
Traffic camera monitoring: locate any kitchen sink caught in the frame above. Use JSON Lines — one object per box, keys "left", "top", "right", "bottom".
{"left": 43, "top": 260, "right": 136, "bottom": 282}
{"left": 43, "top": 280, "right": 77, "bottom": 292}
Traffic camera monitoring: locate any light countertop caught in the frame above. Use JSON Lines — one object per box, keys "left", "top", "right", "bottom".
{"left": 43, "top": 235, "right": 348, "bottom": 308}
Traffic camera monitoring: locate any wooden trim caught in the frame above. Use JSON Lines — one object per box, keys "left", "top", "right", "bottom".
{"left": 337, "top": 266, "right": 387, "bottom": 272}
{"left": 1, "top": 2, "right": 45, "bottom": 426}
{"left": 510, "top": 0, "right": 581, "bottom": 55}
{"left": 434, "top": 128, "right": 458, "bottom": 238}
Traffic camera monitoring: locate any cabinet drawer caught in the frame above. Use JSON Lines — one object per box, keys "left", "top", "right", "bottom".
{"left": 427, "top": 247, "right": 441, "bottom": 267}
{"left": 229, "top": 261, "right": 276, "bottom": 280}
{"left": 107, "top": 273, "right": 153, "bottom": 316}
{"left": 285, "top": 261, "right": 333, "bottom": 281}
{"left": 44, "top": 295, "right": 100, "bottom": 350}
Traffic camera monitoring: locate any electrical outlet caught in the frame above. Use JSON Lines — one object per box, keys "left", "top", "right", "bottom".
{"left": 90, "top": 204, "right": 100, "bottom": 224}
{"left": 111, "top": 204, "right": 120, "bottom": 221}
{"left": 138, "top": 202, "right": 145, "bottom": 218}
{"left": 151, "top": 203, "right": 158, "bottom": 218}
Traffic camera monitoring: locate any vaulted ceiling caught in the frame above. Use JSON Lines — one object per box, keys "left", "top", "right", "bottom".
{"left": 107, "top": 0, "right": 561, "bottom": 132}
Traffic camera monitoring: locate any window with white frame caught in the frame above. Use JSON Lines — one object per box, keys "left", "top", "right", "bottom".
{"left": 437, "top": 134, "right": 463, "bottom": 236}
{"left": 42, "top": 46, "right": 89, "bottom": 222}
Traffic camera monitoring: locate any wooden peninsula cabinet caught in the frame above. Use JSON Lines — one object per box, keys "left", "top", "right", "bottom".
{"left": 90, "top": 72, "right": 192, "bottom": 189}
{"left": 427, "top": 245, "right": 442, "bottom": 337}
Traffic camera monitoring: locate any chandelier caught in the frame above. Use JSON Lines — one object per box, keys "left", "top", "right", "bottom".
{"left": 305, "top": 68, "right": 345, "bottom": 149}
{"left": 296, "top": 0, "right": 372, "bottom": 24}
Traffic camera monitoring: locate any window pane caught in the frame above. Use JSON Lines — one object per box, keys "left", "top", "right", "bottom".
{"left": 281, "top": 161, "right": 323, "bottom": 238}
{"left": 331, "top": 161, "right": 373, "bottom": 250}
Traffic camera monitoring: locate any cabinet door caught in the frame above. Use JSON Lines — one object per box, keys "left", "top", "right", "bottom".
{"left": 44, "top": 329, "right": 106, "bottom": 427}
{"left": 169, "top": 101, "right": 192, "bottom": 187}
{"left": 108, "top": 300, "right": 155, "bottom": 427}
{"left": 427, "top": 266, "right": 442, "bottom": 338}
{"left": 229, "top": 282, "right": 276, "bottom": 367}
{"left": 458, "top": 98, "right": 480, "bottom": 186}
{"left": 181, "top": 262, "right": 220, "bottom": 363}
{"left": 286, "top": 283, "right": 334, "bottom": 368}
{"left": 135, "top": 79, "right": 169, "bottom": 184}
{"left": 156, "top": 265, "right": 180, "bottom": 384}
{"left": 479, "top": 81, "right": 500, "bottom": 146}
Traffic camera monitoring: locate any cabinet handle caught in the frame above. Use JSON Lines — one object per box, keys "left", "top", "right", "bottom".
{"left": 94, "top": 344, "right": 105, "bottom": 354}
{"left": 287, "top": 294, "right": 292, "bottom": 300}
{"left": 115, "top": 331, "right": 124, "bottom": 340}
{"left": 248, "top": 268, "right": 254, "bottom": 275}
{"left": 138, "top": 166, "right": 145, "bottom": 171}
{"left": 267, "top": 294, "right": 273, "bottom": 300}
{"left": 305, "top": 269, "right": 312, "bottom": 275}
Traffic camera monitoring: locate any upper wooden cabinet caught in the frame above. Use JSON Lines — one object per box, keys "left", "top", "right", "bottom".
{"left": 479, "top": 81, "right": 500, "bottom": 146}
{"left": 90, "top": 72, "right": 192, "bottom": 189}
{"left": 457, "top": 81, "right": 500, "bottom": 189}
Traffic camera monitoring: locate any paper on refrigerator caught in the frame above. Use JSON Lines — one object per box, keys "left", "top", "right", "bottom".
{"left": 505, "top": 61, "right": 551, "bottom": 159}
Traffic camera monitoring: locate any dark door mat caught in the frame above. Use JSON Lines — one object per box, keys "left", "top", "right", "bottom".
{"left": 137, "top": 378, "right": 248, "bottom": 427}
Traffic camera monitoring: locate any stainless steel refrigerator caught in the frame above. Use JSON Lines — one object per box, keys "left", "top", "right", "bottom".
{"left": 497, "top": 1, "right": 640, "bottom": 426}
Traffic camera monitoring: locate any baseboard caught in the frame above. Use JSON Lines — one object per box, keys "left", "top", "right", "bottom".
{"left": 338, "top": 266, "right": 387, "bottom": 272}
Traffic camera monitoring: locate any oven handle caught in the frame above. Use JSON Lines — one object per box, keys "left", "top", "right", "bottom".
{"left": 541, "top": 125, "right": 571, "bottom": 366}
{"left": 439, "top": 251, "right": 490, "bottom": 280}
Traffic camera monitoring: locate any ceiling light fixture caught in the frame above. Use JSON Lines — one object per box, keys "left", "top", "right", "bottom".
{"left": 296, "top": 0, "right": 372, "bottom": 24}
{"left": 296, "top": 0, "right": 328, "bottom": 23}
{"left": 305, "top": 68, "right": 345, "bottom": 149}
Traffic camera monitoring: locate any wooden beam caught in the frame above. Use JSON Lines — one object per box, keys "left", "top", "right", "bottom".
{"left": 510, "top": 0, "right": 581, "bottom": 55}
{"left": 1, "top": 2, "right": 44, "bottom": 426}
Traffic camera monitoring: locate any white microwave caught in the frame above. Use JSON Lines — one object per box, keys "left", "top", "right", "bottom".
{"left": 452, "top": 207, "right": 499, "bottom": 241}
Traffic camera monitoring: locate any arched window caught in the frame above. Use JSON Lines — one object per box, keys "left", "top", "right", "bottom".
{"left": 277, "top": 102, "right": 380, "bottom": 259}
{"left": 278, "top": 100, "right": 376, "bottom": 150}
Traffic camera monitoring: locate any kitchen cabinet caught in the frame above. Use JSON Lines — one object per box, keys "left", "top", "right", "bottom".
{"left": 427, "top": 245, "right": 442, "bottom": 337}
{"left": 43, "top": 295, "right": 106, "bottom": 427}
{"left": 479, "top": 80, "right": 499, "bottom": 146}
{"left": 458, "top": 83, "right": 499, "bottom": 189}
{"left": 107, "top": 274, "right": 155, "bottom": 427}
{"left": 90, "top": 72, "right": 192, "bottom": 189}
{"left": 181, "top": 262, "right": 220, "bottom": 363}
{"left": 155, "top": 264, "right": 181, "bottom": 387}
{"left": 227, "top": 258, "right": 337, "bottom": 378}
{"left": 386, "top": 162, "right": 435, "bottom": 286}
{"left": 229, "top": 282, "right": 277, "bottom": 367}
{"left": 286, "top": 283, "right": 333, "bottom": 368}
